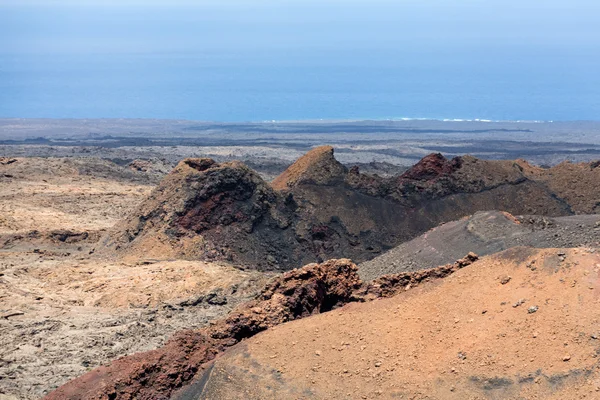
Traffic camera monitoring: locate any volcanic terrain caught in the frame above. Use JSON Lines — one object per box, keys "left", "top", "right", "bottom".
{"left": 359, "top": 210, "right": 600, "bottom": 280}
{"left": 102, "top": 146, "right": 599, "bottom": 270}
{"left": 188, "top": 247, "right": 600, "bottom": 400}
{"left": 2, "top": 146, "right": 600, "bottom": 400}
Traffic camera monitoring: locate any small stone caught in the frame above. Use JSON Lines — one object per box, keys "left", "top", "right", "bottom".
{"left": 563, "top": 354, "right": 571, "bottom": 362}
{"left": 512, "top": 299, "right": 526, "bottom": 308}
{"left": 528, "top": 306, "right": 539, "bottom": 314}
{"left": 526, "top": 261, "right": 537, "bottom": 271}
{"left": 500, "top": 275, "right": 512, "bottom": 285}
{"left": 457, "top": 352, "right": 467, "bottom": 360}
{"left": 315, "top": 350, "right": 321, "bottom": 356}
{"left": 374, "top": 361, "right": 382, "bottom": 367}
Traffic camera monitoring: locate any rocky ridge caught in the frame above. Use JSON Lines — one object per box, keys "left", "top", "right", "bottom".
{"left": 103, "top": 147, "right": 598, "bottom": 270}
{"left": 45, "top": 254, "right": 479, "bottom": 400}
{"left": 179, "top": 247, "right": 600, "bottom": 400}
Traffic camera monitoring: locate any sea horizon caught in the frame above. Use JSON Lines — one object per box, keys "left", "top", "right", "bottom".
{"left": 2, "top": 48, "right": 599, "bottom": 123}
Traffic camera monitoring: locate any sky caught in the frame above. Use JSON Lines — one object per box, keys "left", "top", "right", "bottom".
{"left": 1, "top": 0, "right": 600, "bottom": 56}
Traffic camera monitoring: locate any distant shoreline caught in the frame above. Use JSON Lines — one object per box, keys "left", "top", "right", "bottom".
{"left": 1, "top": 117, "right": 600, "bottom": 169}
{"left": 3, "top": 117, "right": 600, "bottom": 124}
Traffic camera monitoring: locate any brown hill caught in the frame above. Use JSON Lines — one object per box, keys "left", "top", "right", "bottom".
{"left": 179, "top": 247, "right": 600, "bottom": 400}
{"left": 271, "top": 145, "right": 347, "bottom": 190}
{"left": 102, "top": 148, "right": 600, "bottom": 270}
{"left": 101, "top": 158, "right": 299, "bottom": 268}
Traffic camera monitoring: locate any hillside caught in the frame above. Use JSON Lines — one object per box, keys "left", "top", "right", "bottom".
{"left": 182, "top": 247, "right": 600, "bottom": 399}
{"left": 359, "top": 210, "right": 600, "bottom": 280}
{"left": 45, "top": 247, "right": 600, "bottom": 399}
{"left": 101, "top": 147, "right": 599, "bottom": 270}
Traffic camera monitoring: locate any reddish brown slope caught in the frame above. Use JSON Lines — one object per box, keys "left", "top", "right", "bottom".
{"left": 271, "top": 145, "right": 347, "bottom": 190}
{"left": 187, "top": 247, "right": 600, "bottom": 400}
{"left": 44, "top": 255, "right": 481, "bottom": 400}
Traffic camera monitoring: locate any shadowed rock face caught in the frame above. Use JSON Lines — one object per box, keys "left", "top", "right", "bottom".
{"left": 101, "top": 158, "right": 300, "bottom": 269}
{"left": 101, "top": 148, "right": 592, "bottom": 270}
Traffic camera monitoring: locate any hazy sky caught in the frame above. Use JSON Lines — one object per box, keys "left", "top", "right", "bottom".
{"left": 2, "top": 0, "right": 599, "bottom": 56}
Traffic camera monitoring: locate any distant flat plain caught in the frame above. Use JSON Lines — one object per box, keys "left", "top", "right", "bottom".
{"left": 1, "top": 119, "right": 600, "bottom": 176}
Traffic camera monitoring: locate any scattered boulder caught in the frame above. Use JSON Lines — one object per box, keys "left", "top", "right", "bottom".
{"left": 0, "top": 157, "right": 17, "bottom": 165}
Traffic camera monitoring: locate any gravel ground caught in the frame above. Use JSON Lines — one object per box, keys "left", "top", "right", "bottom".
{"left": 359, "top": 211, "right": 600, "bottom": 281}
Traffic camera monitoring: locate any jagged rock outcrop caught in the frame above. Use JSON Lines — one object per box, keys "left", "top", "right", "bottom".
{"left": 43, "top": 259, "right": 363, "bottom": 400}
{"left": 0, "top": 157, "right": 17, "bottom": 165}
{"left": 359, "top": 252, "right": 479, "bottom": 299}
{"left": 45, "top": 255, "right": 480, "bottom": 400}
{"left": 103, "top": 148, "right": 596, "bottom": 270}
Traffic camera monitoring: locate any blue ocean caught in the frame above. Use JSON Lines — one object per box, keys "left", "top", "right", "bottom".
{"left": 1, "top": 3, "right": 599, "bottom": 122}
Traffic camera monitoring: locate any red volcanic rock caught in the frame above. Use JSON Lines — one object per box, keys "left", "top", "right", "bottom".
{"left": 360, "top": 252, "right": 479, "bottom": 299}
{"left": 399, "top": 153, "right": 462, "bottom": 182}
{"left": 44, "top": 259, "right": 363, "bottom": 400}
{"left": 101, "top": 158, "right": 298, "bottom": 268}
